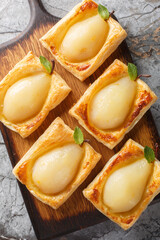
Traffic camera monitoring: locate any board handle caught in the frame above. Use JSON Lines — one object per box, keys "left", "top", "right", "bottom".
{"left": 0, "top": 0, "right": 58, "bottom": 50}
{"left": 28, "top": 0, "right": 53, "bottom": 20}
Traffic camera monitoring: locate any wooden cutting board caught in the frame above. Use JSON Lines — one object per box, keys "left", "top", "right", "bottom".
{"left": 0, "top": 0, "right": 159, "bottom": 239}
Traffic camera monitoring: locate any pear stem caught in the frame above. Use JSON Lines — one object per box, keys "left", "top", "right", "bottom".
{"left": 155, "top": 142, "right": 159, "bottom": 159}
{"left": 137, "top": 74, "right": 151, "bottom": 79}
{"left": 50, "top": 60, "right": 55, "bottom": 74}
{"left": 109, "top": 10, "right": 115, "bottom": 17}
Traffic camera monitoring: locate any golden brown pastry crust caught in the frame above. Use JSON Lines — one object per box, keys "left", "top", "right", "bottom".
{"left": 69, "top": 59, "right": 157, "bottom": 149}
{"left": 83, "top": 139, "right": 160, "bottom": 230}
{"left": 13, "top": 117, "right": 101, "bottom": 209}
{"left": 39, "top": 0, "right": 127, "bottom": 81}
{"left": 0, "top": 51, "right": 71, "bottom": 138}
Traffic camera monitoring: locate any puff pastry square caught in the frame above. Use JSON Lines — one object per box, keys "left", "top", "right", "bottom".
{"left": 40, "top": 0, "right": 127, "bottom": 81}
{"left": 69, "top": 59, "right": 157, "bottom": 149}
{"left": 0, "top": 51, "right": 71, "bottom": 138}
{"left": 13, "top": 117, "right": 101, "bottom": 209}
{"left": 83, "top": 139, "right": 160, "bottom": 230}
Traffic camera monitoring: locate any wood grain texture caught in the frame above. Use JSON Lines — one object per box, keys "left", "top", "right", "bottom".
{"left": 0, "top": 0, "right": 159, "bottom": 239}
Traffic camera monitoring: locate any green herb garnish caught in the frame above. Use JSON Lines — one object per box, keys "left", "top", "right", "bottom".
{"left": 128, "top": 63, "right": 138, "bottom": 81}
{"left": 73, "top": 126, "right": 84, "bottom": 145}
{"left": 98, "top": 4, "right": 109, "bottom": 20}
{"left": 128, "top": 63, "right": 151, "bottom": 81}
{"left": 144, "top": 146, "right": 155, "bottom": 163}
{"left": 39, "top": 56, "right": 52, "bottom": 74}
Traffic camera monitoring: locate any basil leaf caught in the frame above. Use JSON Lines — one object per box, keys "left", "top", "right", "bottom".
{"left": 98, "top": 4, "right": 109, "bottom": 20}
{"left": 39, "top": 56, "right": 52, "bottom": 74}
{"left": 128, "top": 63, "right": 138, "bottom": 81}
{"left": 144, "top": 146, "right": 155, "bottom": 163}
{"left": 73, "top": 126, "right": 84, "bottom": 145}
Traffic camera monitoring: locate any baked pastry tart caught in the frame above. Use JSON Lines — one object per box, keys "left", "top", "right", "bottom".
{"left": 13, "top": 117, "right": 101, "bottom": 209}
{"left": 40, "top": 0, "right": 127, "bottom": 81}
{"left": 0, "top": 51, "right": 71, "bottom": 138}
{"left": 83, "top": 139, "right": 160, "bottom": 230}
{"left": 69, "top": 59, "right": 157, "bottom": 149}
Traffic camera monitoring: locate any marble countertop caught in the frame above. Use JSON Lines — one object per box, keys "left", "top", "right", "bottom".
{"left": 0, "top": 0, "right": 160, "bottom": 239}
